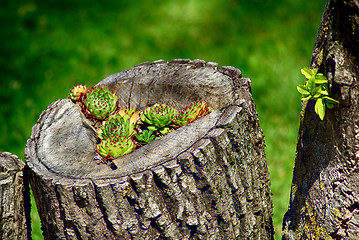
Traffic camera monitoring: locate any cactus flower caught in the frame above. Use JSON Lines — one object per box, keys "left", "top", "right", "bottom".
{"left": 173, "top": 100, "right": 211, "bottom": 127}
{"left": 84, "top": 86, "right": 118, "bottom": 120}
{"left": 97, "top": 135, "right": 135, "bottom": 158}
{"left": 69, "top": 84, "right": 87, "bottom": 102}
{"left": 98, "top": 114, "right": 136, "bottom": 140}
{"left": 140, "top": 104, "right": 176, "bottom": 134}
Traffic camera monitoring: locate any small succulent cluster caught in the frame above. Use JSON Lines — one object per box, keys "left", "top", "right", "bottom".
{"left": 69, "top": 84, "right": 213, "bottom": 162}
{"left": 135, "top": 101, "right": 212, "bottom": 147}
{"left": 69, "top": 84, "right": 88, "bottom": 102}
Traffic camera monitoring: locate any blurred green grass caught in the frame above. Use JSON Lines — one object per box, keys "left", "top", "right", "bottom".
{"left": 0, "top": 0, "right": 326, "bottom": 239}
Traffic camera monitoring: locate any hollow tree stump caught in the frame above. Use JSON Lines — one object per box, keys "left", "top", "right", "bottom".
{"left": 25, "top": 59, "right": 273, "bottom": 239}
{"left": 0, "top": 152, "right": 30, "bottom": 239}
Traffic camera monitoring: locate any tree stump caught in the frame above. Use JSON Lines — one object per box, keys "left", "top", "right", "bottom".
{"left": 0, "top": 152, "right": 30, "bottom": 240}
{"left": 26, "top": 59, "right": 273, "bottom": 239}
{"left": 282, "top": 0, "right": 359, "bottom": 239}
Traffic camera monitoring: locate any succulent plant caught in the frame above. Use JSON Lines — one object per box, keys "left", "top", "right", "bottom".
{"left": 98, "top": 114, "right": 136, "bottom": 140}
{"left": 140, "top": 104, "right": 176, "bottom": 134}
{"left": 118, "top": 107, "right": 136, "bottom": 118}
{"left": 69, "top": 84, "right": 88, "bottom": 102}
{"left": 97, "top": 135, "right": 135, "bottom": 158}
{"left": 135, "top": 130, "right": 156, "bottom": 145}
{"left": 84, "top": 86, "right": 118, "bottom": 120}
{"left": 118, "top": 107, "right": 140, "bottom": 125}
{"left": 173, "top": 100, "right": 211, "bottom": 127}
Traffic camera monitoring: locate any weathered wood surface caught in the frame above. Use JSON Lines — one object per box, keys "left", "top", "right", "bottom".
{"left": 282, "top": 0, "right": 359, "bottom": 239}
{"left": 0, "top": 152, "right": 30, "bottom": 240}
{"left": 26, "top": 59, "right": 273, "bottom": 239}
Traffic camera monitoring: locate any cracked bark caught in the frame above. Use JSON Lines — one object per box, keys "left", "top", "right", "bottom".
{"left": 282, "top": 0, "right": 359, "bottom": 239}
{"left": 26, "top": 59, "right": 273, "bottom": 239}
{"left": 0, "top": 152, "right": 30, "bottom": 239}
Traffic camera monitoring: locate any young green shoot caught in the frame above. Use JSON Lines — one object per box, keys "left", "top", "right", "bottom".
{"left": 297, "top": 67, "right": 338, "bottom": 120}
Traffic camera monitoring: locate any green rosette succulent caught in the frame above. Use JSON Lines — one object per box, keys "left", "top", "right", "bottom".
{"left": 69, "top": 84, "right": 87, "bottom": 102}
{"left": 135, "top": 130, "right": 156, "bottom": 145}
{"left": 84, "top": 86, "right": 118, "bottom": 120}
{"left": 98, "top": 114, "right": 136, "bottom": 140}
{"left": 97, "top": 135, "right": 135, "bottom": 158}
{"left": 173, "top": 100, "right": 211, "bottom": 127}
{"left": 140, "top": 104, "right": 176, "bottom": 134}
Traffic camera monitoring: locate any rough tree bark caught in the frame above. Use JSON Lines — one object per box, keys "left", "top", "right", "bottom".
{"left": 283, "top": 0, "right": 359, "bottom": 239}
{"left": 26, "top": 59, "right": 273, "bottom": 239}
{"left": 0, "top": 152, "right": 30, "bottom": 239}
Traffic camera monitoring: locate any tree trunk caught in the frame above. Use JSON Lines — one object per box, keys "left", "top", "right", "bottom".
{"left": 26, "top": 59, "right": 273, "bottom": 239}
{"left": 283, "top": 0, "right": 359, "bottom": 239}
{"left": 0, "top": 152, "right": 30, "bottom": 239}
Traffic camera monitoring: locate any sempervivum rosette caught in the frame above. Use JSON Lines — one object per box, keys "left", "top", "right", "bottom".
{"left": 140, "top": 104, "right": 176, "bottom": 135}
{"left": 173, "top": 100, "right": 211, "bottom": 127}
{"left": 84, "top": 86, "right": 118, "bottom": 120}
{"left": 69, "top": 84, "right": 88, "bottom": 102}
{"left": 97, "top": 134, "right": 135, "bottom": 159}
{"left": 98, "top": 113, "right": 137, "bottom": 140}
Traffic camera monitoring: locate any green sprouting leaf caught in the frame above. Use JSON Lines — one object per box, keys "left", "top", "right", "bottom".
{"left": 324, "top": 96, "right": 338, "bottom": 109}
{"left": 323, "top": 96, "right": 339, "bottom": 110}
{"left": 315, "top": 98, "right": 326, "bottom": 120}
{"left": 323, "top": 96, "right": 339, "bottom": 103}
{"left": 315, "top": 73, "right": 329, "bottom": 84}
{"left": 312, "top": 86, "right": 323, "bottom": 98}
{"left": 319, "top": 85, "right": 329, "bottom": 96}
{"left": 326, "top": 102, "right": 335, "bottom": 109}
{"left": 297, "top": 84, "right": 310, "bottom": 95}
{"left": 312, "top": 68, "right": 318, "bottom": 75}
{"left": 301, "top": 67, "right": 315, "bottom": 79}
{"left": 301, "top": 95, "right": 312, "bottom": 101}
{"left": 298, "top": 67, "right": 338, "bottom": 121}
{"left": 307, "top": 75, "right": 316, "bottom": 95}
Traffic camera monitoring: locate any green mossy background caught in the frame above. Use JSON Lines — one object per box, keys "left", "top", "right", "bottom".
{"left": 0, "top": 0, "right": 326, "bottom": 239}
